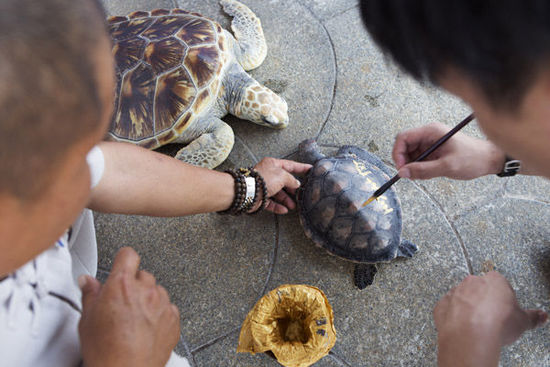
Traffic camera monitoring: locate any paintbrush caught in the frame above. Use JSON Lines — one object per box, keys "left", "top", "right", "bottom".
{"left": 362, "top": 113, "right": 475, "bottom": 207}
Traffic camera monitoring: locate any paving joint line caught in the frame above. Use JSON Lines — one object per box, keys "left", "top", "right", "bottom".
{"left": 235, "top": 134, "right": 260, "bottom": 164}
{"left": 413, "top": 181, "right": 474, "bottom": 274}
{"left": 328, "top": 351, "right": 354, "bottom": 367}
{"left": 177, "top": 334, "right": 196, "bottom": 367}
{"left": 190, "top": 327, "right": 240, "bottom": 354}
{"left": 294, "top": 0, "right": 338, "bottom": 142}
{"left": 324, "top": 3, "right": 361, "bottom": 22}
{"left": 449, "top": 183, "right": 506, "bottom": 222}
{"left": 260, "top": 214, "right": 280, "bottom": 296}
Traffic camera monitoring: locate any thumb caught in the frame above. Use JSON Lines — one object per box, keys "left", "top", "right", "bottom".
{"left": 523, "top": 309, "right": 548, "bottom": 329}
{"left": 79, "top": 275, "right": 101, "bottom": 311}
{"left": 399, "top": 160, "right": 446, "bottom": 180}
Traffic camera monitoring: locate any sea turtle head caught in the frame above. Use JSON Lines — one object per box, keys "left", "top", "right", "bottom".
{"left": 235, "top": 81, "right": 289, "bottom": 129}
{"left": 298, "top": 139, "right": 325, "bottom": 164}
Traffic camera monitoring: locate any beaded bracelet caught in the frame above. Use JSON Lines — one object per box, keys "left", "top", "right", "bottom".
{"left": 218, "top": 167, "right": 268, "bottom": 215}
{"left": 247, "top": 168, "right": 268, "bottom": 215}
{"left": 218, "top": 169, "right": 247, "bottom": 215}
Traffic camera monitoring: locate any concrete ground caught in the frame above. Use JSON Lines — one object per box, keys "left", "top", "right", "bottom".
{"left": 96, "top": 0, "right": 550, "bottom": 365}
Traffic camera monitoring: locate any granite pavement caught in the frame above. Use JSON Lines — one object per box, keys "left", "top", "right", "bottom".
{"left": 96, "top": 0, "right": 550, "bottom": 365}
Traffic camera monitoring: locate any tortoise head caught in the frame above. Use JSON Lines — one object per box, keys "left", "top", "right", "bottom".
{"left": 235, "top": 81, "right": 288, "bottom": 129}
{"left": 298, "top": 139, "right": 325, "bottom": 164}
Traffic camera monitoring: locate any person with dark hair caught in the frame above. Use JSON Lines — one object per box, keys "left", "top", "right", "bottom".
{"left": 0, "top": 0, "right": 310, "bottom": 366}
{"left": 360, "top": 0, "right": 549, "bottom": 365}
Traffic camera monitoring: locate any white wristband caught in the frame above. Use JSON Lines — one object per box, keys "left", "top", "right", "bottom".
{"left": 244, "top": 177, "right": 256, "bottom": 207}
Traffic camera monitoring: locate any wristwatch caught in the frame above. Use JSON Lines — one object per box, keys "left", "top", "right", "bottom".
{"left": 497, "top": 156, "right": 521, "bottom": 177}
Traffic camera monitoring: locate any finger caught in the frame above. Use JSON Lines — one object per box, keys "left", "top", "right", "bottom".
{"left": 157, "top": 284, "right": 170, "bottom": 304}
{"left": 398, "top": 160, "right": 447, "bottom": 180}
{"left": 137, "top": 270, "right": 156, "bottom": 287}
{"left": 110, "top": 247, "right": 140, "bottom": 277}
{"left": 272, "top": 190, "right": 296, "bottom": 210}
{"left": 79, "top": 275, "right": 102, "bottom": 312}
{"left": 280, "top": 172, "right": 302, "bottom": 195}
{"left": 523, "top": 309, "right": 548, "bottom": 330}
{"left": 393, "top": 124, "right": 448, "bottom": 168}
{"left": 279, "top": 159, "right": 313, "bottom": 175}
{"left": 265, "top": 199, "right": 289, "bottom": 214}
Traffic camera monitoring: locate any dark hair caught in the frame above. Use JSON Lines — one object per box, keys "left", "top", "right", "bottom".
{"left": 0, "top": 0, "right": 107, "bottom": 199}
{"left": 360, "top": 0, "right": 550, "bottom": 108}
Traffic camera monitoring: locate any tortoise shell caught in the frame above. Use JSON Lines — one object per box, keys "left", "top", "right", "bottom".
{"left": 107, "top": 9, "right": 230, "bottom": 149}
{"left": 297, "top": 142, "right": 404, "bottom": 263}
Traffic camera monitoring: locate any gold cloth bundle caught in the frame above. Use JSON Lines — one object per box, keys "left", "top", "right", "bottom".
{"left": 237, "top": 284, "right": 336, "bottom": 367}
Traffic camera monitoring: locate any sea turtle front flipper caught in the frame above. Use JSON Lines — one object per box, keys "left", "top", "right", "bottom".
{"left": 396, "top": 240, "right": 418, "bottom": 258}
{"left": 354, "top": 264, "right": 378, "bottom": 290}
{"left": 220, "top": 0, "right": 267, "bottom": 70}
{"left": 175, "top": 118, "right": 234, "bottom": 169}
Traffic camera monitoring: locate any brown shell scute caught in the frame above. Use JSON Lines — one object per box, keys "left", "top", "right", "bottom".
{"left": 113, "top": 63, "right": 156, "bottom": 140}
{"left": 129, "top": 11, "right": 149, "bottom": 19}
{"left": 154, "top": 67, "right": 197, "bottom": 133}
{"left": 184, "top": 46, "right": 219, "bottom": 88}
{"left": 176, "top": 18, "right": 216, "bottom": 46}
{"left": 113, "top": 38, "right": 146, "bottom": 72}
{"left": 144, "top": 38, "right": 187, "bottom": 74}
{"left": 151, "top": 9, "right": 170, "bottom": 16}
{"left": 142, "top": 16, "right": 189, "bottom": 40}
{"left": 111, "top": 18, "right": 153, "bottom": 41}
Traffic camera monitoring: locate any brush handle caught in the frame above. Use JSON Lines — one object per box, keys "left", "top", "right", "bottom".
{"left": 371, "top": 113, "right": 475, "bottom": 198}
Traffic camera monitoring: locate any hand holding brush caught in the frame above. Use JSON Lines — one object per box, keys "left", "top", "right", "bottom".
{"left": 363, "top": 113, "right": 476, "bottom": 206}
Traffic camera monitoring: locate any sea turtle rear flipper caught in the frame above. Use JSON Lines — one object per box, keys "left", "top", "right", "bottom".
{"left": 396, "top": 240, "right": 418, "bottom": 258}
{"left": 353, "top": 264, "right": 378, "bottom": 290}
{"left": 220, "top": 0, "right": 267, "bottom": 71}
{"left": 337, "top": 145, "right": 394, "bottom": 177}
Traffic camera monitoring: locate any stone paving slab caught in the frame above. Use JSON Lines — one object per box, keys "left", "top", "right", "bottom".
{"left": 95, "top": 210, "right": 278, "bottom": 347}
{"left": 454, "top": 198, "right": 550, "bottom": 366}
{"left": 298, "top": 0, "right": 359, "bottom": 22}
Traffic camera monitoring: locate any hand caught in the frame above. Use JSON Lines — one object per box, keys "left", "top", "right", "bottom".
{"left": 393, "top": 123, "right": 506, "bottom": 180}
{"left": 252, "top": 157, "right": 312, "bottom": 214}
{"left": 78, "top": 247, "right": 180, "bottom": 367}
{"left": 434, "top": 272, "right": 548, "bottom": 367}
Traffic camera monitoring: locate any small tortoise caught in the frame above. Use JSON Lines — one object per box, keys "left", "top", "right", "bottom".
{"left": 106, "top": 0, "right": 288, "bottom": 168}
{"left": 297, "top": 140, "right": 418, "bottom": 289}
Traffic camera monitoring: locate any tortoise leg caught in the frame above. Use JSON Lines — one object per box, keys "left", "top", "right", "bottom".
{"left": 397, "top": 240, "right": 419, "bottom": 258}
{"left": 174, "top": 118, "right": 234, "bottom": 169}
{"left": 353, "top": 264, "right": 378, "bottom": 290}
{"left": 220, "top": 0, "right": 267, "bottom": 71}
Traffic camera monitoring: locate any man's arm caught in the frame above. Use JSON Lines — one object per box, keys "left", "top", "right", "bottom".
{"left": 89, "top": 142, "right": 311, "bottom": 216}
{"left": 434, "top": 272, "right": 547, "bottom": 367}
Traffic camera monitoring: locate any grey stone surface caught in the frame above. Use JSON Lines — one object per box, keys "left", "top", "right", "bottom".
{"left": 298, "top": 0, "right": 359, "bottom": 21}
{"left": 193, "top": 331, "right": 343, "bottom": 367}
{"left": 176, "top": 0, "right": 336, "bottom": 160}
{"left": 102, "top": 0, "right": 176, "bottom": 16}
{"left": 504, "top": 176, "right": 550, "bottom": 204}
{"left": 455, "top": 198, "right": 550, "bottom": 366}
{"left": 266, "top": 176, "right": 470, "bottom": 366}
{"left": 95, "top": 211, "right": 277, "bottom": 347}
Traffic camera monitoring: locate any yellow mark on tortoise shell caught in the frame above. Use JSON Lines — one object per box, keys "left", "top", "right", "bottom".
{"left": 353, "top": 160, "right": 371, "bottom": 177}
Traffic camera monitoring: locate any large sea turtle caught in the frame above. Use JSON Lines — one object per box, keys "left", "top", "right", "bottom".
{"left": 106, "top": 0, "right": 288, "bottom": 168}
{"left": 297, "top": 139, "right": 418, "bottom": 289}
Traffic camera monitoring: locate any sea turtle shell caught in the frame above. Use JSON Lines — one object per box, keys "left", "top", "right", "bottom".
{"left": 297, "top": 142, "right": 404, "bottom": 264}
{"left": 106, "top": 9, "right": 230, "bottom": 149}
